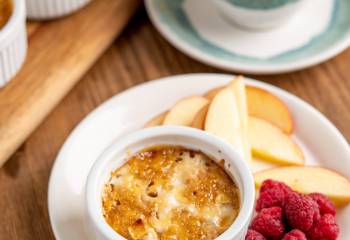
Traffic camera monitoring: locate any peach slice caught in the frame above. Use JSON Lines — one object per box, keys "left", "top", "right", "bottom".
{"left": 254, "top": 166, "right": 350, "bottom": 206}
{"left": 144, "top": 111, "right": 168, "bottom": 128}
{"left": 204, "top": 88, "right": 247, "bottom": 163}
{"left": 249, "top": 116, "right": 304, "bottom": 166}
{"left": 163, "top": 96, "right": 209, "bottom": 126}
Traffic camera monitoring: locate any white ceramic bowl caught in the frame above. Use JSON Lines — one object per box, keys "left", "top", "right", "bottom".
{"left": 0, "top": 0, "right": 27, "bottom": 88}
{"left": 26, "top": 0, "right": 92, "bottom": 19}
{"left": 86, "top": 126, "right": 255, "bottom": 240}
{"left": 213, "top": 0, "right": 306, "bottom": 30}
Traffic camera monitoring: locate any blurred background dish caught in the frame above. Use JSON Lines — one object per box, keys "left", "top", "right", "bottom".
{"left": 0, "top": 0, "right": 26, "bottom": 87}
{"left": 145, "top": 0, "right": 350, "bottom": 74}
{"left": 26, "top": 0, "right": 92, "bottom": 19}
{"left": 214, "top": 0, "right": 306, "bottom": 30}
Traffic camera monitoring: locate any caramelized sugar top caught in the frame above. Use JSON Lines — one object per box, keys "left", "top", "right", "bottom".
{"left": 0, "top": 0, "right": 12, "bottom": 29}
{"left": 102, "top": 146, "right": 240, "bottom": 240}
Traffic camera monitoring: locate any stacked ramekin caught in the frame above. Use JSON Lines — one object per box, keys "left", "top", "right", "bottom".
{"left": 0, "top": 0, "right": 27, "bottom": 87}
{"left": 0, "top": 0, "right": 92, "bottom": 87}
{"left": 26, "top": 0, "right": 92, "bottom": 19}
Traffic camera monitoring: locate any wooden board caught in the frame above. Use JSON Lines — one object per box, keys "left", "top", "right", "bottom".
{"left": 0, "top": 0, "right": 141, "bottom": 167}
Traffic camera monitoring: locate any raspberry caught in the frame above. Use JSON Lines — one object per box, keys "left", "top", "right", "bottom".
{"left": 309, "top": 193, "right": 336, "bottom": 216}
{"left": 310, "top": 198, "right": 321, "bottom": 222}
{"left": 256, "top": 180, "right": 292, "bottom": 211}
{"left": 250, "top": 207, "right": 285, "bottom": 240}
{"left": 307, "top": 214, "right": 339, "bottom": 240}
{"left": 285, "top": 192, "right": 316, "bottom": 232}
{"left": 245, "top": 229, "right": 266, "bottom": 240}
{"left": 282, "top": 229, "right": 307, "bottom": 240}
{"left": 260, "top": 179, "right": 292, "bottom": 193}
{"left": 256, "top": 190, "right": 285, "bottom": 211}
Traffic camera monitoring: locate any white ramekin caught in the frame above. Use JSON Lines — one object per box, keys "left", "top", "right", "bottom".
{"left": 86, "top": 126, "right": 255, "bottom": 240}
{"left": 26, "top": 0, "right": 92, "bottom": 20}
{"left": 0, "top": 0, "right": 27, "bottom": 88}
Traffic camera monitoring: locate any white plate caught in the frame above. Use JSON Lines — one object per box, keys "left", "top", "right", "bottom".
{"left": 48, "top": 74, "right": 350, "bottom": 239}
{"left": 145, "top": 0, "right": 350, "bottom": 74}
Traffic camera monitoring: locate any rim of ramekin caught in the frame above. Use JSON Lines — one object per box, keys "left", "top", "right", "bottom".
{"left": 86, "top": 126, "right": 255, "bottom": 240}
{"left": 0, "top": 0, "right": 25, "bottom": 46}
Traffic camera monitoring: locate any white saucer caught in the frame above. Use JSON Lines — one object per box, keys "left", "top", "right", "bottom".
{"left": 145, "top": 0, "right": 350, "bottom": 74}
{"left": 48, "top": 74, "right": 350, "bottom": 239}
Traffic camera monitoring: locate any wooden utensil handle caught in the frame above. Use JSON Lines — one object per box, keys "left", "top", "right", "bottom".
{"left": 0, "top": 0, "right": 141, "bottom": 167}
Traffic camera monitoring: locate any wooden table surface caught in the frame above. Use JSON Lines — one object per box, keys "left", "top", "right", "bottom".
{"left": 0, "top": 5, "right": 350, "bottom": 240}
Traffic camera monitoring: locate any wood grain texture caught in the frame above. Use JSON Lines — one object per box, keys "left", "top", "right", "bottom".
{"left": 0, "top": 6, "right": 350, "bottom": 240}
{"left": 0, "top": 0, "right": 141, "bottom": 167}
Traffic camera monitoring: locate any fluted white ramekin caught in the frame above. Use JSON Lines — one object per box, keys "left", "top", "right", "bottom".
{"left": 0, "top": 0, "right": 27, "bottom": 88}
{"left": 86, "top": 126, "right": 255, "bottom": 240}
{"left": 26, "top": 0, "right": 92, "bottom": 19}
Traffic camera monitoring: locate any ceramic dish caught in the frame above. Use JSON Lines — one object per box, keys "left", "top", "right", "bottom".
{"left": 213, "top": 0, "right": 306, "bottom": 30}
{"left": 26, "top": 0, "right": 92, "bottom": 19}
{"left": 0, "top": 0, "right": 27, "bottom": 87}
{"left": 86, "top": 126, "right": 255, "bottom": 240}
{"left": 145, "top": 0, "right": 350, "bottom": 74}
{"left": 48, "top": 74, "right": 350, "bottom": 239}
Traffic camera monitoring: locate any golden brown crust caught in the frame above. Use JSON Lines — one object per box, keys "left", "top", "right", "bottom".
{"left": 0, "top": 0, "right": 12, "bottom": 29}
{"left": 102, "top": 145, "right": 240, "bottom": 240}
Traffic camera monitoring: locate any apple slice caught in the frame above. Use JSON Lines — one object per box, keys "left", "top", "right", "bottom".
{"left": 163, "top": 96, "right": 209, "bottom": 126}
{"left": 192, "top": 104, "right": 209, "bottom": 129}
{"left": 204, "top": 86, "right": 224, "bottom": 100}
{"left": 229, "top": 76, "right": 251, "bottom": 163}
{"left": 144, "top": 111, "right": 168, "bottom": 128}
{"left": 254, "top": 166, "right": 350, "bottom": 206}
{"left": 249, "top": 116, "right": 304, "bottom": 166}
{"left": 250, "top": 158, "right": 279, "bottom": 173}
{"left": 204, "top": 88, "right": 247, "bottom": 162}
{"left": 204, "top": 83, "right": 294, "bottom": 134}
{"left": 246, "top": 86, "right": 293, "bottom": 134}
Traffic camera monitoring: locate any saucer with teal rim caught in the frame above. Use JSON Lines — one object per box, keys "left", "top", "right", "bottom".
{"left": 145, "top": 0, "right": 350, "bottom": 74}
